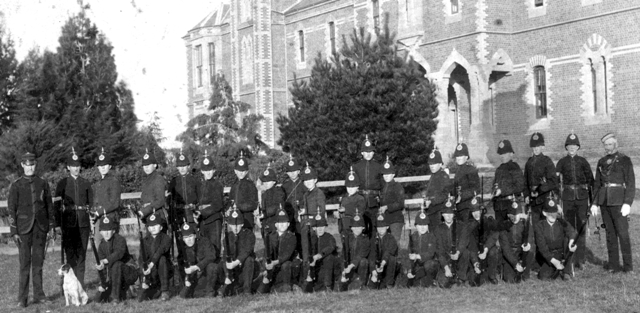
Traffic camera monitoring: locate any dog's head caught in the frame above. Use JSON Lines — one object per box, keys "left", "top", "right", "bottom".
{"left": 58, "top": 264, "right": 72, "bottom": 277}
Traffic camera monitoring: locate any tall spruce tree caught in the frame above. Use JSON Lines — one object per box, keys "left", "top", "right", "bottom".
{"left": 0, "top": 26, "right": 19, "bottom": 134}
{"left": 277, "top": 24, "right": 439, "bottom": 180}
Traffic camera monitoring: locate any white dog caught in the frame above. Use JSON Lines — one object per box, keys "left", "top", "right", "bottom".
{"left": 57, "top": 264, "right": 89, "bottom": 306}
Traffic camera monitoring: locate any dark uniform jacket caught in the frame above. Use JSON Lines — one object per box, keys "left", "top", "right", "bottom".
{"left": 453, "top": 163, "right": 481, "bottom": 209}
{"left": 8, "top": 175, "right": 55, "bottom": 236}
{"left": 556, "top": 155, "right": 594, "bottom": 201}
{"left": 493, "top": 161, "right": 525, "bottom": 198}
{"left": 434, "top": 221, "right": 471, "bottom": 264}
{"left": 499, "top": 219, "right": 534, "bottom": 268}
{"left": 184, "top": 236, "right": 217, "bottom": 269}
{"left": 593, "top": 152, "right": 635, "bottom": 206}
{"left": 267, "top": 230, "right": 297, "bottom": 264}
{"left": 467, "top": 217, "right": 502, "bottom": 264}
{"left": 139, "top": 232, "right": 172, "bottom": 266}
{"left": 55, "top": 176, "right": 93, "bottom": 228}
{"left": 346, "top": 232, "right": 370, "bottom": 267}
{"left": 422, "top": 169, "right": 451, "bottom": 217}
{"left": 261, "top": 186, "right": 285, "bottom": 229}
{"left": 282, "top": 178, "right": 306, "bottom": 222}
{"left": 228, "top": 228, "right": 256, "bottom": 264}
{"left": 199, "top": 178, "right": 224, "bottom": 225}
{"left": 409, "top": 231, "right": 442, "bottom": 266}
{"left": 140, "top": 171, "right": 167, "bottom": 221}
{"left": 302, "top": 187, "right": 326, "bottom": 220}
{"left": 380, "top": 180, "right": 405, "bottom": 225}
{"left": 169, "top": 174, "right": 200, "bottom": 225}
{"left": 524, "top": 154, "right": 558, "bottom": 204}
{"left": 370, "top": 232, "right": 398, "bottom": 263}
{"left": 311, "top": 232, "right": 337, "bottom": 259}
{"left": 229, "top": 178, "right": 259, "bottom": 228}
{"left": 340, "top": 193, "right": 366, "bottom": 229}
{"left": 352, "top": 159, "right": 383, "bottom": 207}
{"left": 92, "top": 173, "right": 122, "bottom": 222}
{"left": 534, "top": 219, "right": 576, "bottom": 263}
{"left": 98, "top": 233, "right": 133, "bottom": 266}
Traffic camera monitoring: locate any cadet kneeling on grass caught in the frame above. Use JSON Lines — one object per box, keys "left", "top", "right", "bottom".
{"left": 340, "top": 212, "right": 370, "bottom": 291}
{"left": 309, "top": 212, "right": 337, "bottom": 292}
{"left": 259, "top": 209, "right": 298, "bottom": 294}
{"left": 535, "top": 197, "right": 577, "bottom": 281}
{"left": 369, "top": 213, "right": 398, "bottom": 289}
{"left": 94, "top": 215, "right": 137, "bottom": 304}
{"left": 221, "top": 208, "right": 258, "bottom": 296}
{"left": 138, "top": 214, "right": 172, "bottom": 301}
{"left": 179, "top": 221, "right": 220, "bottom": 298}
{"left": 406, "top": 207, "right": 440, "bottom": 288}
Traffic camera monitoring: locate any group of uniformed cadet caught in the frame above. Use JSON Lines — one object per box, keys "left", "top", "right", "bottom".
{"left": 6, "top": 131, "right": 634, "bottom": 306}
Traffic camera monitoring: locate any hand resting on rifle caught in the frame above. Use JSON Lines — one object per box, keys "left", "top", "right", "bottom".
{"left": 522, "top": 243, "right": 531, "bottom": 252}
{"left": 479, "top": 248, "right": 488, "bottom": 260}
{"left": 550, "top": 258, "right": 564, "bottom": 270}
{"left": 568, "top": 239, "right": 577, "bottom": 252}
{"left": 450, "top": 251, "right": 460, "bottom": 261}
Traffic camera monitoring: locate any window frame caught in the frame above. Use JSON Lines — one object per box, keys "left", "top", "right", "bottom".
{"left": 298, "top": 30, "right": 305, "bottom": 62}
{"left": 329, "top": 22, "right": 336, "bottom": 55}
{"left": 533, "top": 65, "right": 547, "bottom": 119}
{"left": 451, "top": 0, "right": 459, "bottom": 14}
{"left": 195, "top": 44, "right": 203, "bottom": 87}
{"left": 372, "top": 0, "right": 380, "bottom": 32}
{"left": 208, "top": 42, "right": 215, "bottom": 80}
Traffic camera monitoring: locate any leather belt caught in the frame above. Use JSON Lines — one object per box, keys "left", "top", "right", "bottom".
{"left": 496, "top": 194, "right": 517, "bottom": 201}
{"left": 73, "top": 205, "right": 89, "bottom": 211}
{"left": 564, "top": 184, "right": 589, "bottom": 189}
{"left": 360, "top": 190, "right": 380, "bottom": 195}
{"left": 604, "top": 183, "right": 625, "bottom": 187}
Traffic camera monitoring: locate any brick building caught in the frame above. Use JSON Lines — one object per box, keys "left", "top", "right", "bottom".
{"left": 183, "top": 0, "right": 640, "bottom": 169}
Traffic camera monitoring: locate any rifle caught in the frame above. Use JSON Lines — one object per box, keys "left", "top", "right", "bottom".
{"left": 338, "top": 197, "right": 350, "bottom": 284}
{"left": 90, "top": 218, "right": 110, "bottom": 291}
{"left": 303, "top": 217, "right": 315, "bottom": 291}
{"left": 444, "top": 219, "right": 458, "bottom": 288}
{"left": 407, "top": 231, "right": 418, "bottom": 280}
{"left": 259, "top": 202, "right": 273, "bottom": 282}
{"left": 515, "top": 206, "right": 531, "bottom": 283}
{"left": 370, "top": 232, "right": 382, "bottom": 285}
{"left": 221, "top": 218, "right": 234, "bottom": 287}
{"left": 555, "top": 216, "right": 589, "bottom": 278}
{"left": 132, "top": 207, "right": 152, "bottom": 290}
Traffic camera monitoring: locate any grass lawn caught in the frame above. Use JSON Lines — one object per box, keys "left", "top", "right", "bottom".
{"left": 1, "top": 215, "right": 640, "bottom": 313}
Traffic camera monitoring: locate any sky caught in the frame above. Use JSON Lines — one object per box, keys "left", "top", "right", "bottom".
{"left": 0, "top": 0, "right": 221, "bottom": 148}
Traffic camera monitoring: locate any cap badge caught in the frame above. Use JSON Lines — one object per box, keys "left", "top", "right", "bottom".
{"left": 143, "top": 153, "right": 149, "bottom": 160}
{"left": 264, "top": 169, "right": 270, "bottom": 176}
{"left": 149, "top": 215, "right": 156, "bottom": 221}
{"left": 279, "top": 211, "right": 286, "bottom": 216}
{"left": 445, "top": 201, "right": 452, "bottom": 208}
{"left": 365, "top": 141, "right": 371, "bottom": 147}
{"left": 203, "top": 158, "right": 210, "bottom": 165}
{"left": 429, "top": 152, "right": 435, "bottom": 159}
{"left": 457, "top": 144, "right": 463, "bottom": 151}
{"left": 570, "top": 134, "right": 576, "bottom": 140}
{"left": 238, "top": 159, "right": 245, "bottom": 166}
{"left": 72, "top": 155, "right": 78, "bottom": 161}
{"left": 533, "top": 134, "right": 539, "bottom": 140}
{"left": 377, "top": 215, "right": 384, "bottom": 221}
{"left": 183, "top": 224, "right": 190, "bottom": 230}
{"left": 305, "top": 168, "right": 311, "bottom": 174}
{"left": 354, "top": 215, "right": 360, "bottom": 221}
{"left": 288, "top": 160, "right": 294, "bottom": 166}
{"left": 384, "top": 163, "right": 390, "bottom": 169}
{"left": 99, "top": 155, "right": 105, "bottom": 161}
{"left": 179, "top": 155, "right": 185, "bottom": 161}
{"left": 315, "top": 214, "right": 322, "bottom": 221}
{"left": 231, "top": 211, "right": 239, "bottom": 218}
{"left": 499, "top": 141, "right": 505, "bottom": 148}
{"left": 511, "top": 202, "right": 518, "bottom": 209}
{"left": 348, "top": 174, "right": 355, "bottom": 181}
{"left": 103, "top": 216, "right": 110, "bottom": 224}
{"left": 548, "top": 200, "right": 555, "bottom": 207}
{"left": 419, "top": 213, "right": 426, "bottom": 219}
{"left": 471, "top": 198, "right": 478, "bottom": 205}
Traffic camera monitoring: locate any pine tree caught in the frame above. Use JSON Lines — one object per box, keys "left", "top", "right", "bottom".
{"left": 277, "top": 22, "right": 439, "bottom": 180}
{"left": 0, "top": 26, "right": 19, "bottom": 134}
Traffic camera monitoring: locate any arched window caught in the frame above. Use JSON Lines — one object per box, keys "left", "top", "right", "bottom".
{"left": 589, "top": 59, "right": 597, "bottom": 113}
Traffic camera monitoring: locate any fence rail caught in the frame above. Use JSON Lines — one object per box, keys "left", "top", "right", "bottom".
{"left": 0, "top": 172, "right": 496, "bottom": 234}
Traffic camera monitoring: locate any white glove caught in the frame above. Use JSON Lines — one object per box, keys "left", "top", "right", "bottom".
{"left": 568, "top": 240, "right": 577, "bottom": 252}
{"left": 590, "top": 205, "right": 599, "bottom": 217}
{"left": 522, "top": 243, "right": 531, "bottom": 252}
{"left": 515, "top": 263, "right": 524, "bottom": 273}
{"left": 550, "top": 258, "right": 564, "bottom": 270}
{"left": 621, "top": 204, "right": 631, "bottom": 217}
{"left": 444, "top": 266, "right": 453, "bottom": 278}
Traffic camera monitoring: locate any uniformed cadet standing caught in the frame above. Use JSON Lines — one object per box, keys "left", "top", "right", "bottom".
{"left": 309, "top": 212, "right": 337, "bottom": 292}
{"left": 555, "top": 133, "right": 594, "bottom": 270}
{"left": 524, "top": 132, "right": 558, "bottom": 227}
{"left": 591, "top": 133, "right": 635, "bottom": 273}
{"left": 178, "top": 222, "right": 219, "bottom": 299}
{"left": 422, "top": 149, "right": 452, "bottom": 229}
{"left": 340, "top": 213, "right": 370, "bottom": 290}
{"left": 406, "top": 207, "right": 441, "bottom": 288}
{"left": 221, "top": 208, "right": 258, "bottom": 296}
{"left": 281, "top": 156, "right": 306, "bottom": 233}
{"left": 338, "top": 167, "right": 366, "bottom": 234}
{"left": 369, "top": 214, "right": 398, "bottom": 289}
{"left": 434, "top": 205, "right": 471, "bottom": 286}
{"left": 138, "top": 214, "right": 172, "bottom": 301}
{"left": 352, "top": 135, "right": 383, "bottom": 236}
{"left": 55, "top": 148, "right": 93, "bottom": 287}
{"left": 229, "top": 151, "right": 259, "bottom": 229}
{"left": 92, "top": 148, "right": 122, "bottom": 238}
{"left": 94, "top": 215, "right": 137, "bottom": 304}
{"left": 379, "top": 157, "right": 405, "bottom": 244}
{"left": 168, "top": 149, "right": 200, "bottom": 281}
{"left": 197, "top": 151, "right": 225, "bottom": 253}
{"left": 492, "top": 140, "right": 526, "bottom": 223}
{"left": 535, "top": 198, "right": 577, "bottom": 280}
{"left": 137, "top": 149, "right": 168, "bottom": 226}
{"left": 260, "top": 209, "right": 298, "bottom": 293}
{"left": 9, "top": 152, "right": 57, "bottom": 308}
{"left": 452, "top": 143, "right": 481, "bottom": 223}
{"left": 259, "top": 164, "right": 285, "bottom": 234}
